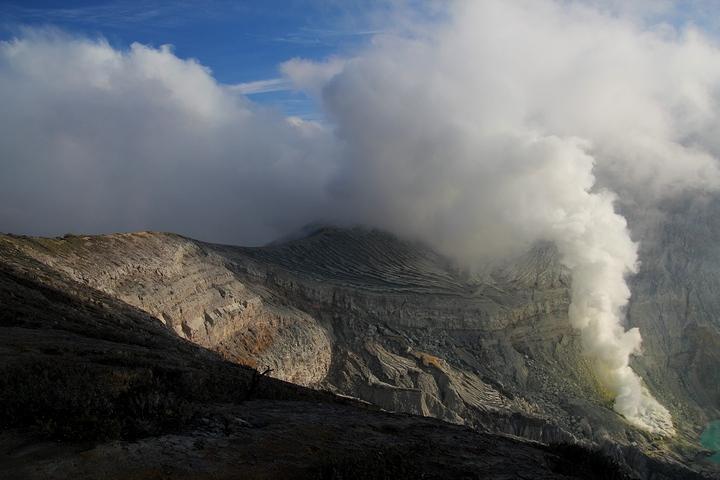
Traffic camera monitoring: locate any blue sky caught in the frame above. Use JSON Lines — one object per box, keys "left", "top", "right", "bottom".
{"left": 1, "top": 1, "right": 716, "bottom": 120}
{"left": 0, "top": 0, "right": 402, "bottom": 119}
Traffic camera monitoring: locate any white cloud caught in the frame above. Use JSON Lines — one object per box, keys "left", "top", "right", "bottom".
{"left": 0, "top": 30, "right": 336, "bottom": 245}
{"left": 281, "top": 56, "right": 346, "bottom": 98}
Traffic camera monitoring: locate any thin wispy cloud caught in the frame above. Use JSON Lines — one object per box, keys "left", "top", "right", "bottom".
{"left": 270, "top": 26, "right": 385, "bottom": 46}
{"left": 0, "top": 1, "right": 229, "bottom": 29}
{"left": 228, "top": 78, "right": 293, "bottom": 95}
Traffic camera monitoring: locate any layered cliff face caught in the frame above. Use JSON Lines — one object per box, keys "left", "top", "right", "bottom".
{"left": 3, "top": 239, "right": 647, "bottom": 480}
{"left": 624, "top": 196, "right": 720, "bottom": 457}
{"left": 7, "top": 232, "right": 331, "bottom": 387}
{"left": 2, "top": 202, "right": 719, "bottom": 476}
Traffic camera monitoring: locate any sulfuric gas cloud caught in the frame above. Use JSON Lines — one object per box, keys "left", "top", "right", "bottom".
{"left": 5, "top": 0, "right": 720, "bottom": 433}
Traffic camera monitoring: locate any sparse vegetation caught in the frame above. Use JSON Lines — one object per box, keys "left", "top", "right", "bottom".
{"left": 0, "top": 358, "right": 214, "bottom": 440}
{"left": 545, "top": 443, "right": 630, "bottom": 480}
{"left": 315, "top": 446, "right": 422, "bottom": 480}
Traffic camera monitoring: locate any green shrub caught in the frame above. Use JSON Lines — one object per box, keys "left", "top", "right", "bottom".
{"left": 0, "top": 358, "right": 195, "bottom": 441}
{"left": 315, "top": 447, "right": 422, "bottom": 480}
{"left": 546, "top": 443, "right": 630, "bottom": 480}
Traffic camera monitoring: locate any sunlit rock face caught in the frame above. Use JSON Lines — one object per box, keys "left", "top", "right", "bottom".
{"left": 4, "top": 198, "right": 720, "bottom": 475}
{"left": 8, "top": 232, "right": 331, "bottom": 387}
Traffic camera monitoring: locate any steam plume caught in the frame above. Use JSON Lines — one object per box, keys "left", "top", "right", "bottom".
{"left": 282, "top": 0, "right": 720, "bottom": 434}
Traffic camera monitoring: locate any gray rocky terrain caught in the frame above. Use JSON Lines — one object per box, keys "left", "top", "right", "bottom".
{"left": 0, "top": 234, "right": 647, "bottom": 479}
{"left": 1, "top": 196, "right": 719, "bottom": 478}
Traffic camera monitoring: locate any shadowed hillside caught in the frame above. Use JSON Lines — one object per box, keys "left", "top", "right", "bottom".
{"left": 1, "top": 218, "right": 719, "bottom": 477}
{"left": 0, "top": 236, "right": 673, "bottom": 479}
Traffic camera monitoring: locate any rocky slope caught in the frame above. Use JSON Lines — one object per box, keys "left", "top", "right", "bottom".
{"left": 1, "top": 199, "right": 719, "bottom": 477}
{"left": 0, "top": 232, "right": 663, "bottom": 479}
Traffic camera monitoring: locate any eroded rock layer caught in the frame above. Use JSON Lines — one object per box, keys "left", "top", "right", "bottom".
{"left": 2, "top": 204, "right": 719, "bottom": 476}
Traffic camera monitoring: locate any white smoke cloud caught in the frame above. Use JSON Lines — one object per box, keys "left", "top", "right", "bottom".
{"left": 0, "top": 29, "right": 336, "bottom": 245}
{"left": 4, "top": 1, "right": 720, "bottom": 433}
{"left": 280, "top": 57, "right": 346, "bottom": 98}
{"left": 281, "top": 0, "right": 720, "bottom": 433}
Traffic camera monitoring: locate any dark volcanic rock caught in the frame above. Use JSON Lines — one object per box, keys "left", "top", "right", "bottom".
{"left": 0, "top": 237, "right": 662, "bottom": 479}
{"left": 0, "top": 218, "right": 717, "bottom": 478}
